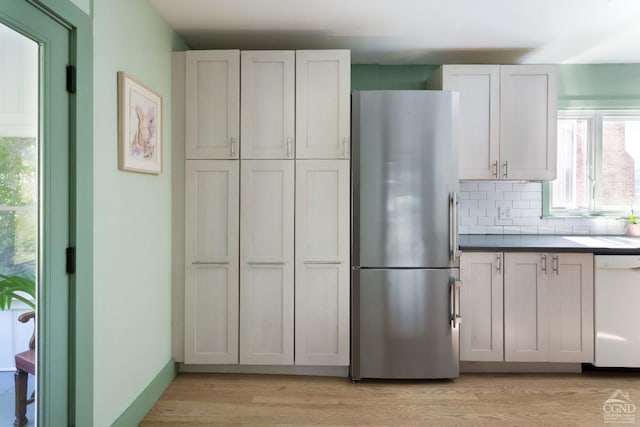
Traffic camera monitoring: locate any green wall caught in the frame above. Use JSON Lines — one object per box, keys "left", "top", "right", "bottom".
{"left": 92, "top": 0, "right": 185, "bottom": 425}
{"left": 558, "top": 64, "right": 640, "bottom": 109}
{"left": 351, "top": 64, "right": 439, "bottom": 90}
{"left": 352, "top": 63, "right": 640, "bottom": 110}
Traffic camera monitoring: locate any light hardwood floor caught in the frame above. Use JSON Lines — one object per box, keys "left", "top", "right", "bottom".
{"left": 141, "top": 372, "right": 640, "bottom": 426}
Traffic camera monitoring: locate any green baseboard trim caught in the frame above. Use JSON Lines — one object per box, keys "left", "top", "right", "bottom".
{"left": 111, "top": 359, "right": 177, "bottom": 427}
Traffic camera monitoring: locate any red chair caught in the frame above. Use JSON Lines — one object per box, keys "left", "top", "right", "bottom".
{"left": 14, "top": 311, "right": 35, "bottom": 427}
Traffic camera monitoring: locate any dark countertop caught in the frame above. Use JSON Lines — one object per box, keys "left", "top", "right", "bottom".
{"left": 460, "top": 234, "right": 640, "bottom": 254}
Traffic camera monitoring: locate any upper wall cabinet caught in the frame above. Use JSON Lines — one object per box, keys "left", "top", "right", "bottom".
{"left": 428, "top": 65, "right": 500, "bottom": 180}
{"left": 241, "top": 51, "right": 296, "bottom": 159}
{"left": 500, "top": 65, "right": 557, "bottom": 181}
{"left": 295, "top": 50, "right": 351, "bottom": 159}
{"left": 428, "top": 64, "right": 557, "bottom": 181}
{"left": 186, "top": 50, "right": 240, "bottom": 159}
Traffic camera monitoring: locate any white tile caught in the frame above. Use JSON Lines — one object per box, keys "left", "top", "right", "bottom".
{"left": 529, "top": 199, "right": 542, "bottom": 209}
{"left": 537, "top": 226, "right": 555, "bottom": 234}
{"left": 513, "top": 200, "right": 530, "bottom": 209}
{"left": 554, "top": 224, "right": 573, "bottom": 234}
{"left": 504, "top": 191, "right": 521, "bottom": 201}
{"left": 458, "top": 192, "right": 470, "bottom": 200}
{"left": 608, "top": 220, "right": 627, "bottom": 235}
{"left": 513, "top": 217, "right": 538, "bottom": 226}
{"left": 478, "top": 199, "right": 495, "bottom": 209}
{"left": 461, "top": 216, "right": 478, "bottom": 226}
{"left": 460, "top": 199, "right": 478, "bottom": 209}
{"left": 458, "top": 208, "right": 470, "bottom": 218}
{"left": 572, "top": 226, "right": 590, "bottom": 235}
{"left": 512, "top": 183, "right": 531, "bottom": 192}
{"left": 521, "top": 226, "right": 539, "bottom": 234}
{"left": 459, "top": 225, "right": 470, "bottom": 234}
{"left": 470, "top": 192, "right": 487, "bottom": 200}
{"left": 460, "top": 182, "right": 478, "bottom": 192}
{"left": 495, "top": 183, "right": 513, "bottom": 192}
{"left": 495, "top": 200, "right": 513, "bottom": 208}
{"left": 590, "top": 223, "right": 608, "bottom": 235}
{"left": 486, "top": 226, "right": 504, "bottom": 234}
{"left": 495, "top": 219, "right": 514, "bottom": 226}
{"left": 486, "top": 191, "right": 504, "bottom": 201}
{"left": 478, "top": 216, "right": 494, "bottom": 226}
{"left": 521, "top": 208, "right": 541, "bottom": 218}
{"left": 521, "top": 191, "right": 541, "bottom": 200}
{"left": 478, "top": 182, "right": 496, "bottom": 192}
{"left": 468, "top": 225, "right": 488, "bottom": 234}
{"left": 503, "top": 226, "right": 522, "bottom": 234}
{"left": 470, "top": 208, "right": 487, "bottom": 217}
{"left": 486, "top": 208, "right": 499, "bottom": 218}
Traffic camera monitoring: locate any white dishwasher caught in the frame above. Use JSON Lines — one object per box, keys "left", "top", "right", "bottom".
{"left": 595, "top": 255, "right": 640, "bottom": 367}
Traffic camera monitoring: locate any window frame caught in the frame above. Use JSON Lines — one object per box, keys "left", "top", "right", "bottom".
{"left": 543, "top": 109, "right": 640, "bottom": 218}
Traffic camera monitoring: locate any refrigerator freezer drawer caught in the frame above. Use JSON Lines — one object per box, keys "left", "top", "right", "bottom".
{"left": 352, "top": 268, "right": 460, "bottom": 380}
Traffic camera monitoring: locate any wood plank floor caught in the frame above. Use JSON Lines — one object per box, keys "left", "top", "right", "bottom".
{"left": 141, "top": 372, "right": 640, "bottom": 426}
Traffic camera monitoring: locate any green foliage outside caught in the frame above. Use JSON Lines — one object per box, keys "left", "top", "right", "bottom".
{"left": 0, "top": 136, "right": 37, "bottom": 309}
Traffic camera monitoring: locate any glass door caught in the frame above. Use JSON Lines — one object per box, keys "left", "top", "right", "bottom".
{"left": 0, "top": 2, "right": 71, "bottom": 425}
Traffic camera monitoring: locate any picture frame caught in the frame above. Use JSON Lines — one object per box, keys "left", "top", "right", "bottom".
{"left": 118, "top": 72, "right": 163, "bottom": 174}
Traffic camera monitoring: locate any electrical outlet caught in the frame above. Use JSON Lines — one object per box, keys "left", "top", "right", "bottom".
{"left": 499, "top": 206, "right": 512, "bottom": 220}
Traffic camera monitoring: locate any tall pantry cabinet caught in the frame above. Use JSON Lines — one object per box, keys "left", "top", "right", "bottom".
{"left": 181, "top": 49, "right": 350, "bottom": 368}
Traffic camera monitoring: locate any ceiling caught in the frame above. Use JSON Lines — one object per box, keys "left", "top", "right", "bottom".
{"left": 149, "top": 0, "right": 640, "bottom": 64}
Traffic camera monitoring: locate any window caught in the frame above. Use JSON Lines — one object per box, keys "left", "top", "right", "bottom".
{"left": 547, "top": 111, "right": 640, "bottom": 216}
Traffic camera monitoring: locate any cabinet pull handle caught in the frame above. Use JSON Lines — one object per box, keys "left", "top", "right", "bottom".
{"left": 496, "top": 254, "right": 502, "bottom": 274}
{"left": 230, "top": 136, "right": 236, "bottom": 157}
{"left": 552, "top": 254, "right": 559, "bottom": 275}
{"left": 541, "top": 254, "right": 548, "bottom": 274}
{"left": 503, "top": 161, "right": 509, "bottom": 178}
{"left": 287, "top": 137, "right": 293, "bottom": 158}
{"left": 492, "top": 161, "right": 498, "bottom": 178}
{"left": 247, "top": 261, "right": 286, "bottom": 265}
{"left": 343, "top": 137, "right": 349, "bottom": 158}
{"left": 192, "top": 260, "right": 229, "bottom": 265}
{"left": 304, "top": 260, "right": 342, "bottom": 265}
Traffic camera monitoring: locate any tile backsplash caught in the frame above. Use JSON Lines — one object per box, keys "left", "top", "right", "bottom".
{"left": 458, "top": 181, "right": 627, "bottom": 235}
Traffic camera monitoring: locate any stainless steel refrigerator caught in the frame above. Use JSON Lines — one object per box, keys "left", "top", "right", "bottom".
{"left": 351, "top": 90, "right": 461, "bottom": 380}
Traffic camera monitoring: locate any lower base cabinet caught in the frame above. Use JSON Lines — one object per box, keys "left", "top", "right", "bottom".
{"left": 461, "top": 252, "right": 594, "bottom": 363}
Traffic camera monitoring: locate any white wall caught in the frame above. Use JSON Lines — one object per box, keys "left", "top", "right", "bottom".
{"left": 93, "top": 0, "right": 178, "bottom": 425}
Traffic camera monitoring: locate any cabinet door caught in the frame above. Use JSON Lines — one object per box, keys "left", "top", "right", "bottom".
{"left": 240, "top": 160, "right": 294, "bottom": 364}
{"left": 548, "top": 253, "right": 594, "bottom": 363}
{"left": 460, "top": 252, "right": 504, "bottom": 361}
{"left": 241, "top": 51, "right": 295, "bottom": 159}
{"left": 504, "top": 252, "right": 549, "bottom": 362}
{"left": 186, "top": 50, "right": 240, "bottom": 159}
{"left": 184, "top": 160, "right": 239, "bottom": 363}
{"left": 500, "top": 65, "right": 557, "bottom": 180}
{"left": 295, "top": 160, "right": 350, "bottom": 365}
{"left": 440, "top": 65, "right": 500, "bottom": 180}
{"left": 295, "top": 50, "right": 351, "bottom": 159}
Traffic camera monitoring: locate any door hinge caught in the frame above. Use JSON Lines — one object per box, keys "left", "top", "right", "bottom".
{"left": 66, "top": 247, "right": 76, "bottom": 275}
{"left": 66, "top": 65, "right": 76, "bottom": 94}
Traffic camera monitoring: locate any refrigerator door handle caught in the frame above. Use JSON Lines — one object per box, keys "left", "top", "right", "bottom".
{"left": 449, "top": 193, "right": 461, "bottom": 260}
{"left": 450, "top": 279, "right": 462, "bottom": 328}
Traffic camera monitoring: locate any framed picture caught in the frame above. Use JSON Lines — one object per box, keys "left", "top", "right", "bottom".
{"left": 118, "top": 72, "right": 163, "bottom": 174}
